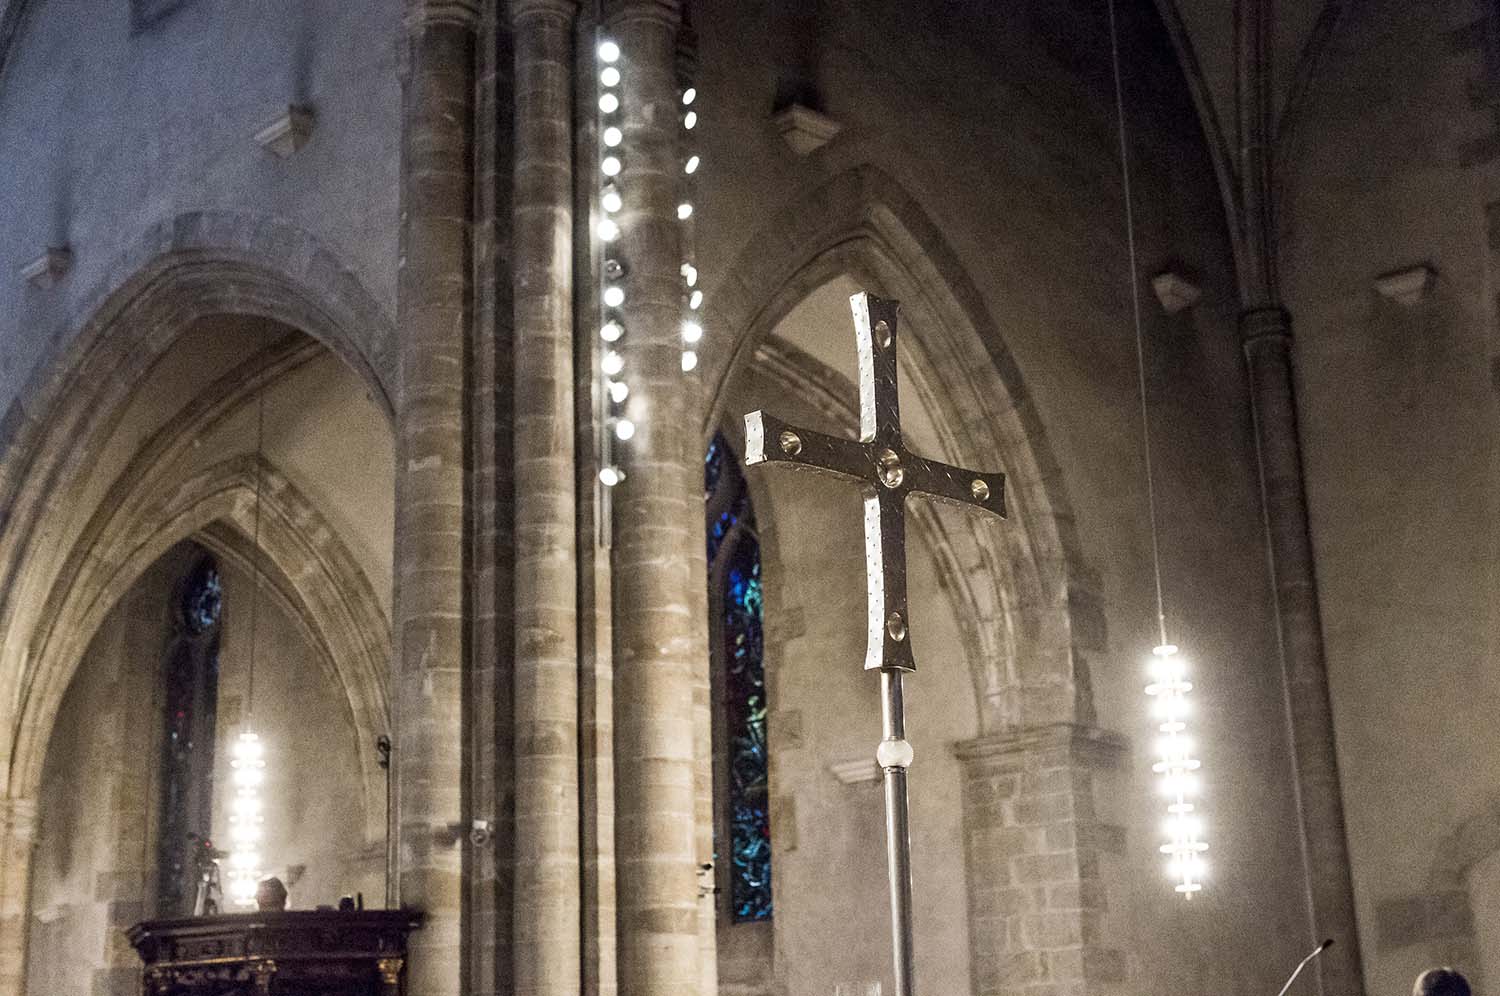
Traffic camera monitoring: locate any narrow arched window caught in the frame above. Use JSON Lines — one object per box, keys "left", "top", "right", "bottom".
{"left": 706, "top": 434, "right": 772, "bottom": 922}
{"left": 156, "top": 554, "right": 222, "bottom": 916}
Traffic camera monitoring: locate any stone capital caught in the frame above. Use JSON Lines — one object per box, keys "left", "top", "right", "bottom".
{"left": 510, "top": 0, "right": 577, "bottom": 24}
{"left": 602, "top": 0, "right": 681, "bottom": 30}
{"left": 952, "top": 722, "right": 1128, "bottom": 773}
{"left": 404, "top": 0, "right": 482, "bottom": 30}
{"left": 1239, "top": 305, "right": 1293, "bottom": 351}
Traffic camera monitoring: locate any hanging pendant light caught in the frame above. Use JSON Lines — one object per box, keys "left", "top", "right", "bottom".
{"left": 226, "top": 365, "right": 272, "bottom": 908}
{"left": 1107, "top": 0, "right": 1209, "bottom": 897}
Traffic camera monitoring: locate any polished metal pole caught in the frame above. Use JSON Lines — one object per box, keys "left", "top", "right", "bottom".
{"left": 880, "top": 669, "right": 916, "bottom": 996}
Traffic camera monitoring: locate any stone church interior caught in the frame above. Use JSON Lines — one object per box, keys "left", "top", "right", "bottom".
{"left": 0, "top": 1, "right": 1494, "bottom": 996}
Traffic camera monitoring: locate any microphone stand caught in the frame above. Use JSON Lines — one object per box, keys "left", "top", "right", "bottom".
{"left": 1275, "top": 939, "right": 1334, "bottom": 996}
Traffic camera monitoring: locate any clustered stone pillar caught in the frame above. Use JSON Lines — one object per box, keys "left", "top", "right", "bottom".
{"left": 954, "top": 728, "right": 1128, "bottom": 996}
{"left": 0, "top": 797, "right": 37, "bottom": 996}
{"left": 604, "top": 1, "right": 706, "bottom": 994}
{"left": 1241, "top": 306, "right": 1365, "bottom": 996}
{"left": 395, "top": 3, "right": 477, "bottom": 995}
{"left": 510, "top": 2, "right": 582, "bottom": 995}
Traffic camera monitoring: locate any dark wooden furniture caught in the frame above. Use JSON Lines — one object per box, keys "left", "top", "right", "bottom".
{"left": 127, "top": 909, "right": 422, "bottom": 996}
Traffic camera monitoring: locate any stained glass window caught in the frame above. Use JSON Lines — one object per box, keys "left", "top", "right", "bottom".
{"left": 706, "top": 434, "right": 772, "bottom": 922}
{"left": 156, "top": 556, "right": 222, "bottom": 916}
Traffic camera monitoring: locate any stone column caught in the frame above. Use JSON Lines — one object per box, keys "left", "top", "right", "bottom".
{"left": 603, "top": 2, "right": 704, "bottom": 995}
{"left": 510, "top": 3, "right": 582, "bottom": 996}
{"left": 0, "top": 796, "right": 37, "bottom": 996}
{"left": 953, "top": 727, "right": 1128, "bottom": 996}
{"left": 1240, "top": 307, "right": 1365, "bottom": 996}
{"left": 396, "top": 4, "right": 476, "bottom": 996}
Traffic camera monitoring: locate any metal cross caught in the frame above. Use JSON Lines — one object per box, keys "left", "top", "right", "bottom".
{"left": 743, "top": 292, "right": 1007, "bottom": 996}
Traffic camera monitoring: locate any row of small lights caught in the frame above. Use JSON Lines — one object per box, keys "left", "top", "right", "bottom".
{"left": 594, "top": 36, "right": 703, "bottom": 488}
{"left": 1145, "top": 643, "right": 1207, "bottom": 896}
{"left": 226, "top": 730, "right": 267, "bottom": 906}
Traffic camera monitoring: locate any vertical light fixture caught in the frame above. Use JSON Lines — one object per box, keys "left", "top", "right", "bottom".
{"left": 593, "top": 34, "right": 705, "bottom": 489}
{"left": 678, "top": 80, "right": 703, "bottom": 374}
{"left": 226, "top": 367, "right": 271, "bottom": 907}
{"left": 596, "top": 35, "right": 629, "bottom": 487}
{"left": 1107, "top": 0, "right": 1208, "bottom": 897}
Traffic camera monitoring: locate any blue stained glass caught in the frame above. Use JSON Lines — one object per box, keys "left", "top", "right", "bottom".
{"left": 707, "top": 434, "right": 771, "bottom": 922}
{"left": 183, "top": 561, "right": 221, "bottom": 634}
{"left": 705, "top": 436, "right": 724, "bottom": 498}
{"left": 158, "top": 556, "right": 221, "bottom": 915}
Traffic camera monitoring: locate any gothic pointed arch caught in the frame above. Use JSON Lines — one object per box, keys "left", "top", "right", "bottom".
{"left": 0, "top": 211, "right": 395, "bottom": 800}
{"left": 10, "top": 450, "right": 391, "bottom": 842}
{"left": 703, "top": 163, "right": 1103, "bottom": 736}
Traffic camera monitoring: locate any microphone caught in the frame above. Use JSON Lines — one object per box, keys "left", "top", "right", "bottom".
{"left": 1274, "top": 939, "right": 1334, "bottom": 996}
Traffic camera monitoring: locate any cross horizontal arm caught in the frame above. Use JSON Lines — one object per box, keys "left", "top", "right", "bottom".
{"left": 745, "top": 409, "right": 871, "bottom": 483}
{"left": 900, "top": 451, "right": 1007, "bottom": 520}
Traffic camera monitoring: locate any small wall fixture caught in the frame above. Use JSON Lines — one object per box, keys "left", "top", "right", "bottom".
{"left": 1374, "top": 263, "right": 1436, "bottom": 306}
{"left": 829, "top": 757, "right": 881, "bottom": 785}
{"left": 20, "top": 247, "right": 71, "bottom": 289}
{"left": 773, "top": 104, "right": 841, "bottom": 156}
{"left": 1151, "top": 271, "right": 1201, "bottom": 314}
{"left": 254, "top": 106, "right": 315, "bottom": 158}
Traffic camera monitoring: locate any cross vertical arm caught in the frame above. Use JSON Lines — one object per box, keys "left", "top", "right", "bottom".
{"left": 865, "top": 488, "right": 912, "bottom": 672}
{"left": 853, "top": 292, "right": 903, "bottom": 446}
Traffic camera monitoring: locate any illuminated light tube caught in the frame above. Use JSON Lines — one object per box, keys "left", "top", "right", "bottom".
{"left": 227, "top": 730, "right": 267, "bottom": 907}
{"left": 1143, "top": 643, "right": 1207, "bottom": 896}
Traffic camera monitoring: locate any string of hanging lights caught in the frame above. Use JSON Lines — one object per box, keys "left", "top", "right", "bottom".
{"left": 594, "top": 34, "right": 704, "bottom": 489}
{"left": 679, "top": 80, "right": 702, "bottom": 375}
{"left": 596, "top": 36, "right": 629, "bottom": 487}
{"left": 1106, "top": 0, "right": 1208, "bottom": 897}
{"left": 226, "top": 373, "right": 271, "bottom": 907}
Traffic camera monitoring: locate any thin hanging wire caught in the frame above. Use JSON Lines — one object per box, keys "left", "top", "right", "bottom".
{"left": 245, "top": 360, "right": 267, "bottom": 723}
{"left": 1107, "top": 0, "right": 1169, "bottom": 648}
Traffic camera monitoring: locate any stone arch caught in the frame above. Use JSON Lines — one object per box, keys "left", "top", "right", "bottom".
{"left": 703, "top": 164, "right": 1100, "bottom": 736}
{"left": 12, "top": 447, "right": 390, "bottom": 841}
{"left": 0, "top": 211, "right": 395, "bottom": 796}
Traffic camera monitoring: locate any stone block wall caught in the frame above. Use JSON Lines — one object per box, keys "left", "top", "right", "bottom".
{"left": 955, "top": 726, "right": 1128, "bottom": 996}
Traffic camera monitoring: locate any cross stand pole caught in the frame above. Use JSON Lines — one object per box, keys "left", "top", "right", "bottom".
{"left": 881, "top": 670, "right": 917, "bottom": 996}
{"left": 744, "top": 292, "right": 1008, "bottom": 996}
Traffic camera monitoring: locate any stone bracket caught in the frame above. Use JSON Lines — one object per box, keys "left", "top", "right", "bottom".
{"left": 20, "top": 247, "right": 72, "bottom": 289}
{"left": 254, "top": 106, "right": 315, "bottom": 159}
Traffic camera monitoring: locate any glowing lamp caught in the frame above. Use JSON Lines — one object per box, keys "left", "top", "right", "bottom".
{"left": 1144, "top": 643, "right": 1207, "bottom": 897}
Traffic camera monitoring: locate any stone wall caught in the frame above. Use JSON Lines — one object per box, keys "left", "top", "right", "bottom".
{"left": 0, "top": 0, "right": 401, "bottom": 417}
{"left": 1281, "top": 0, "right": 1500, "bottom": 992}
